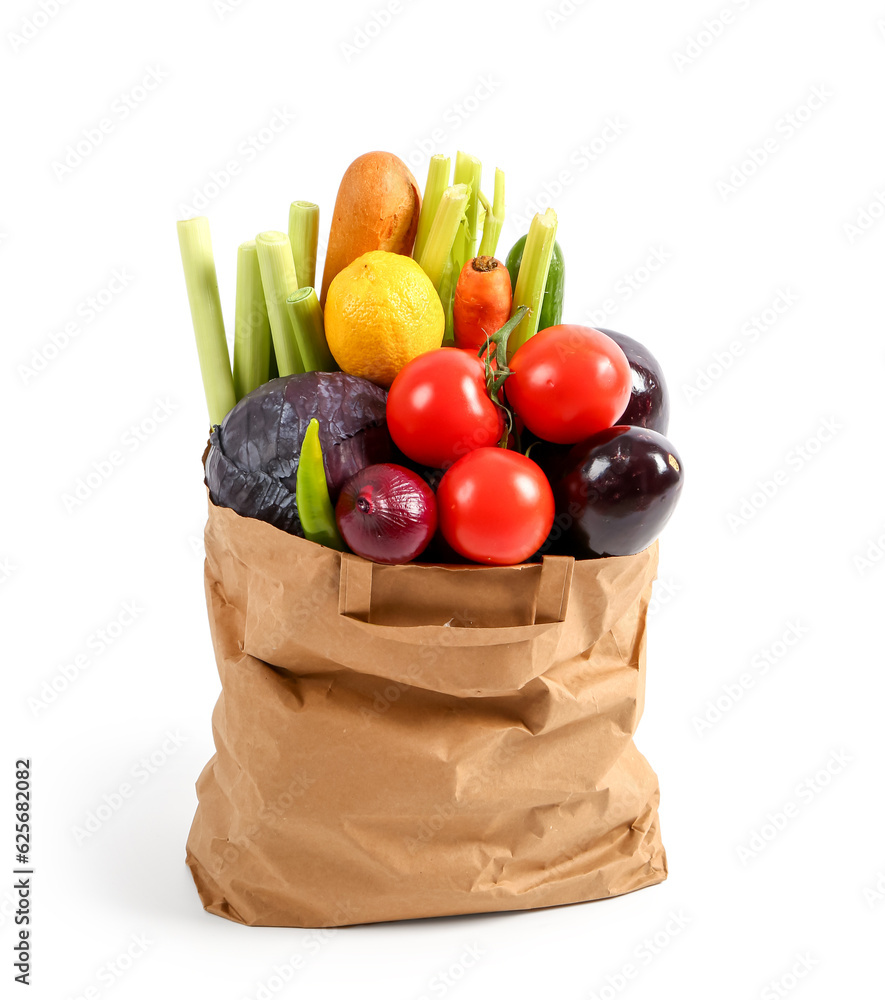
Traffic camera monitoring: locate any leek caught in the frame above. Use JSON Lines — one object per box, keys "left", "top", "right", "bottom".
{"left": 413, "top": 154, "right": 451, "bottom": 263}
{"left": 286, "top": 287, "right": 337, "bottom": 373}
{"left": 415, "top": 183, "right": 469, "bottom": 291}
{"left": 507, "top": 208, "right": 558, "bottom": 358}
{"left": 232, "top": 240, "right": 270, "bottom": 400}
{"left": 288, "top": 201, "right": 320, "bottom": 289}
{"left": 255, "top": 231, "right": 304, "bottom": 377}
{"left": 176, "top": 217, "right": 237, "bottom": 426}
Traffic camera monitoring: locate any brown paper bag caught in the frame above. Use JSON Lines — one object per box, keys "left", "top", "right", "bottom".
{"left": 186, "top": 498, "right": 667, "bottom": 927}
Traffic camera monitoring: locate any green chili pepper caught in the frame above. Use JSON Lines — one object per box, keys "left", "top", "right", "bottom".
{"left": 505, "top": 235, "right": 565, "bottom": 332}
{"left": 295, "top": 419, "right": 346, "bottom": 550}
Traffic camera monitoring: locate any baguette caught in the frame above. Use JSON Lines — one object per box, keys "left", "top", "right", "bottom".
{"left": 320, "top": 151, "right": 421, "bottom": 306}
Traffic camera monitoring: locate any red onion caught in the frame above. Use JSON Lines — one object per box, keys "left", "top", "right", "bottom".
{"left": 335, "top": 464, "right": 438, "bottom": 565}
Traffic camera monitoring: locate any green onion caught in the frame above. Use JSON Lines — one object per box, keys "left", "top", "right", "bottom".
{"left": 286, "top": 287, "right": 337, "bottom": 373}
{"left": 232, "top": 240, "right": 270, "bottom": 400}
{"left": 255, "top": 231, "right": 304, "bottom": 377}
{"left": 413, "top": 154, "right": 451, "bottom": 263}
{"left": 507, "top": 208, "right": 558, "bottom": 358}
{"left": 176, "top": 217, "right": 237, "bottom": 426}
{"left": 415, "top": 183, "right": 469, "bottom": 291}
{"left": 288, "top": 201, "right": 320, "bottom": 289}
{"left": 451, "top": 151, "right": 482, "bottom": 272}
{"left": 478, "top": 167, "right": 505, "bottom": 258}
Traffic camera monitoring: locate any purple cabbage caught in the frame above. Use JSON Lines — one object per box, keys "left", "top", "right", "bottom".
{"left": 205, "top": 372, "right": 391, "bottom": 535}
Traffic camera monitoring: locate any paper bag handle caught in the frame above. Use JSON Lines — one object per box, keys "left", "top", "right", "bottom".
{"left": 338, "top": 554, "right": 574, "bottom": 628}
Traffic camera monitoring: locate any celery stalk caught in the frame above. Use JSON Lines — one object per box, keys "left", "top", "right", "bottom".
{"left": 415, "top": 183, "right": 469, "bottom": 291}
{"left": 451, "top": 151, "right": 482, "bottom": 271}
{"left": 288, "top": 201, "right": 320, "bottom": 289}
{"left": 176, "top": 217, "right": 237, "bottom": 426}
{"left": 232, "top": 240, "right": 270, "bottom": 400}
{"left": 438, "top": 259, "right": 457, "bottom": 346}
{"left": 255, "top": 231, "right": 304, "bottom": 377}
{"left": 286, "top": 287, "right": 337, "bottom": 373}
{"left": 478, "top": 168, "right": 505, "bottom": 258}
{"left": 413, "top": 154, "right": 451, "bottom": 263}
{"left": 507, "top": 208, "right": 558, "bottom": 358}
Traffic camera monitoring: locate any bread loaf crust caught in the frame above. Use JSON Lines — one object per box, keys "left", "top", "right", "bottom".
{"left": 320, "top": 152, "right": 421, "bottom": 305}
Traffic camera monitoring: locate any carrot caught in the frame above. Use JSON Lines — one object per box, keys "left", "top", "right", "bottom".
{"left": 452, "top": 256, "right": 512, "bottom": 353}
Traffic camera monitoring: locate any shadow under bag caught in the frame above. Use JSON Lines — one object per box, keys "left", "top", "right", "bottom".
{"left": 186, "top": 500, "right": 666, "bottom": 927}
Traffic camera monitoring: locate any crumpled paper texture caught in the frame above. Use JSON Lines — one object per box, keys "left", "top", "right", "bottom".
{"left": 186, "top": 499, "right": 667, "bottom": 927}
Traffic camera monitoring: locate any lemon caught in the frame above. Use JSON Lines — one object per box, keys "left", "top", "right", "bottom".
{"left": 324, "top": 251, "right": 444, "bottom": 388}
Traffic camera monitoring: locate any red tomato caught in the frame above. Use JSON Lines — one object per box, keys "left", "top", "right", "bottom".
{"left": 387, "top": 349, "right": 504, "bottom": 468}
{"left": 506, "top": 325, "right": 632, "bottom": 444}
{"left": 436, "top": 448, "right": 555, "bottom": 565}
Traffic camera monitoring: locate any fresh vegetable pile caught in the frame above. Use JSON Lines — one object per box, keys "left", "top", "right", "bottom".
{"left": 178, "top": 150, "right": 684, "bottom": 567}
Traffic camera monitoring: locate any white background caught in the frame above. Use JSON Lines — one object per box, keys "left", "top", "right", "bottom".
{"left": 2, "top": 0, "right": 884, "bottom": 997}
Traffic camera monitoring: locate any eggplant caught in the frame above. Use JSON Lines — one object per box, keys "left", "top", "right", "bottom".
{"left": 598, "top": 328, "right": 669, "bottom": 435}
{"left": 553, "top": 426, "right": 683, "bottom": 558}
{"left": 205, "top": 372, "right": 391, "bottom": 535}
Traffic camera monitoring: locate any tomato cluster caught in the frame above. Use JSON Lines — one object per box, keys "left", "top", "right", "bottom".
{"left": 386, "top": 324, "right": 634, "bottom": 565}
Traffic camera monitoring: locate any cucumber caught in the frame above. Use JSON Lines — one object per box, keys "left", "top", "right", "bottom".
{"left": 505, "top": 235, "right": 565, "bottom": 331}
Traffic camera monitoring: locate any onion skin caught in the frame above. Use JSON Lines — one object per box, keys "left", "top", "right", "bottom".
{"left": 336, "top": 464, "right": 438, "bottom": 565}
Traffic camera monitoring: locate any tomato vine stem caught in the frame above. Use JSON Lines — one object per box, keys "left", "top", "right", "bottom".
{"left": 477, "top": 305, "right": 529, "bottom": 448}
